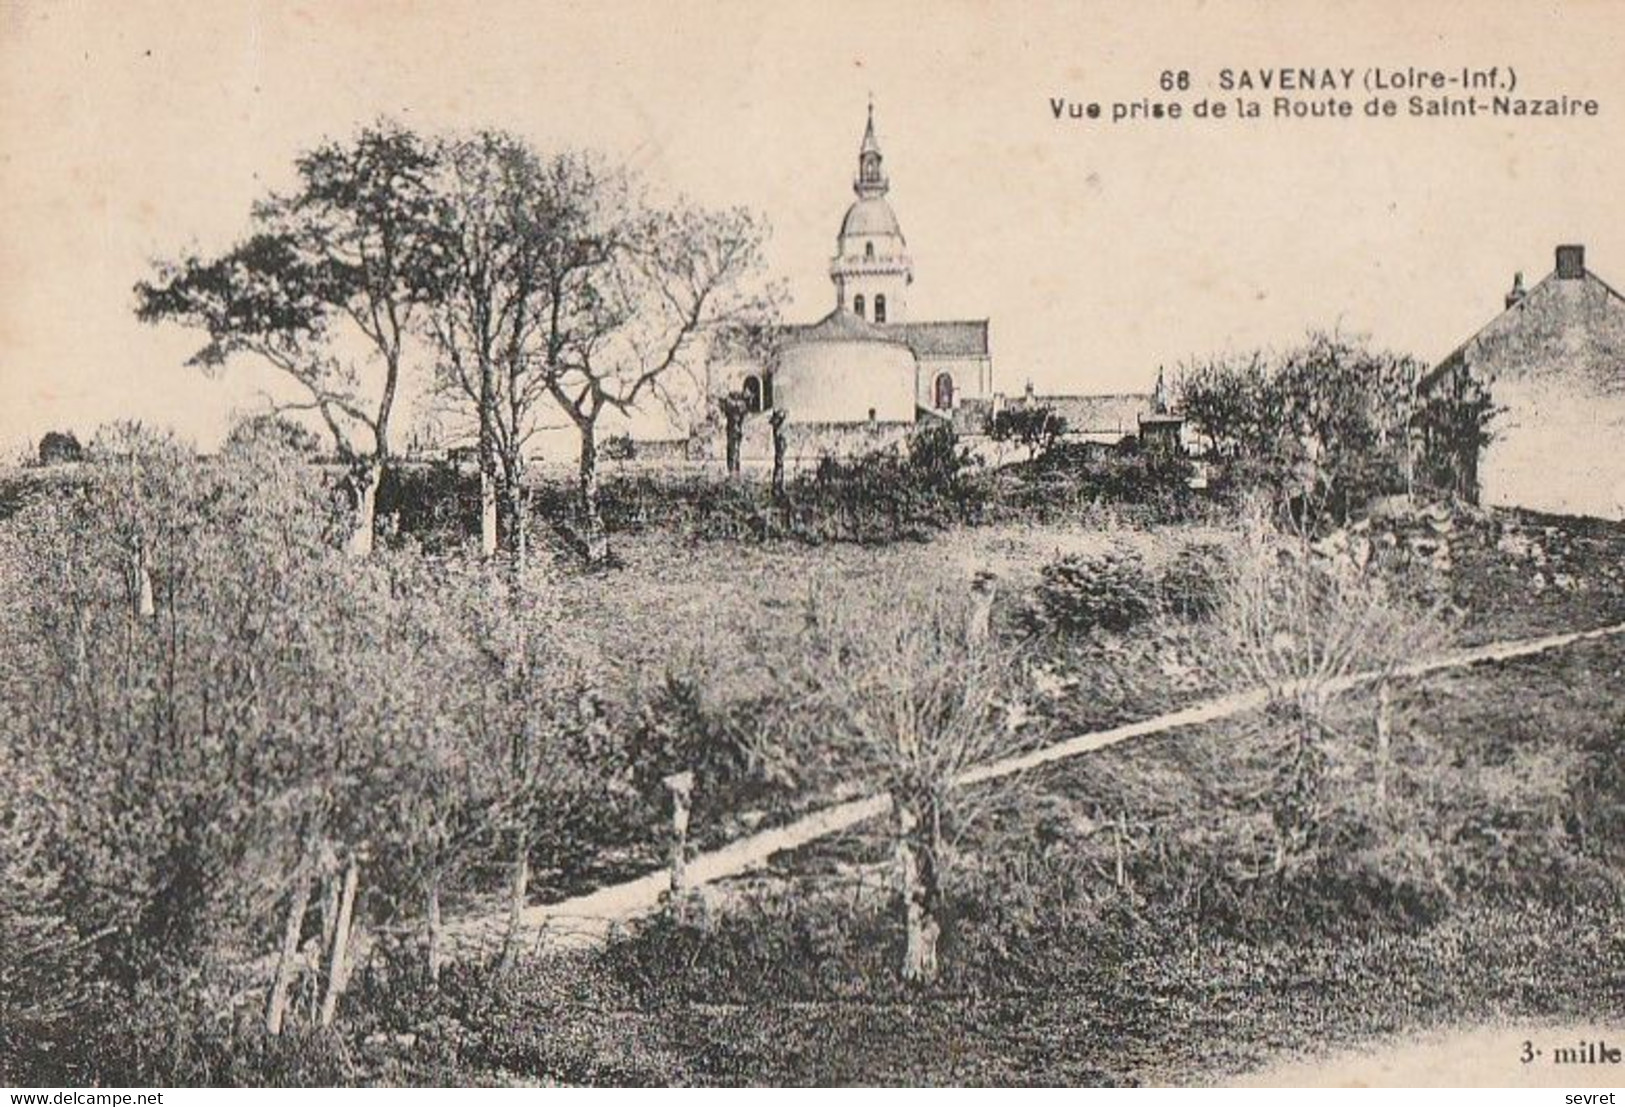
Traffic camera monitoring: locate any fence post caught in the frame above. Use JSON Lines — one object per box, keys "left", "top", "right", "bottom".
{"left": 1375, "top": 677, "right": 1393, "bottom": 807}
{"left": 662, "top": 770, "right": 696, "bottom": 910}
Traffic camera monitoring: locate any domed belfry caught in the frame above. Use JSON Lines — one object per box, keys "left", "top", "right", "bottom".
{"left": 831, "top": 104, "right": 912, "bottom": 324}
{"left": 703, "top": 101, "right": 993, "bottom": 437}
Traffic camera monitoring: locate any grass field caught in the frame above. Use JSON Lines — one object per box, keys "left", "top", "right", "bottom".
{"left": 332, "top": 515, "right": 1625, "bottom": 1087}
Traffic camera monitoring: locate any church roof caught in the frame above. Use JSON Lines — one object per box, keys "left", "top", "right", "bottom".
{"left": 840, "top": 196, "right": 904, "bottom": 239}
{"left": 777, "top": 314, "right": 990, "bottom": 359}
{"left": 880, "top": 320, "right": 990, "bottom": 358}
{"left": 783, "top": 308, "right": 909, "bottom": 345}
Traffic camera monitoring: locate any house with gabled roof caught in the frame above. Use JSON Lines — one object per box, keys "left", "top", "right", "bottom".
{"left": 1417, "top": 244, "right": 1625, "bottom": 520}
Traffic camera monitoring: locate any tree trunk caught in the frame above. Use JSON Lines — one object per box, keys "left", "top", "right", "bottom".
{"left": 499, "top": 824, "right": 531, "bottom": 972}
{"left": 426, "top": 878, "right": 443, "bottom": 985}
{"left": 479, "top": 354, "right": 499, "bottom": 558}
{"left": 723, "top": 406, "right": 745, "bottom": 477}
{"left": 1374, "top": 678, "right": 1393, "bottom": 808}
{"left": 499, "top": 456, "right": 527, "bottom": 572}
{"left": 895, "top": 797, "right": 941, "bottom": 986}
{"left": 770, "top": 411, "right": 788, "bottom": 499}
{"left": 578, "top": 429, "right": 608, "bottom": 565}
{"left": 265, "top": 858, "right": 313, "bottom": 1036}
{"left": 345, "top": 461, "right": 382, "bottom": 557}
{"left": 132, "top": 538, "right": 156, "bottom": 619}
{"left": 479, "top": 466, "right": 499, "bottom": 559}
{"left": 318, "top": 853, "right": 360, "bottom": 1028}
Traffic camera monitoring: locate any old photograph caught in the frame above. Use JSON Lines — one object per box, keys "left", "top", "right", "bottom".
{"left": 2, "top": 0, "right": 1623, "bottom": 1091}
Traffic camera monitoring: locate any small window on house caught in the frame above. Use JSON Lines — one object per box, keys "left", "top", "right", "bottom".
{"left": 865, "top": 241, "right": 875, "bottom": 259}
{"left": 934, "top": 372, "right": 954, "bottom": 410}
{"left": 874, "top": 294, "right": 887, "bottom": 324}
{"left": 742, "top": 375, "right": 763, "bottom": 414}
{"left": 853, "top": 294, "right": 865, "bottom": 318}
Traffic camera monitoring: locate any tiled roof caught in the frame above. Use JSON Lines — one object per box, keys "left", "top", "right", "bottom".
{"left": 781, "top": 309, "right": 907, "bottom": 345}
{"left": 777, "top": 315, "right": 991, "bottom": 358}
{"left": 1021, "top": 393, "right": 1152, "bottom": 434}
{"left": 880, "top": 320, "right": 990, "bottom": 358}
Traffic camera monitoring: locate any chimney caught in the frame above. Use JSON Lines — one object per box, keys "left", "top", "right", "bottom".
{"left": 1505, "top": 271, "right": 1527, "bottom": 309}
{"left": 1556, "top": 244, "right": 1586, "bottom": 280}
{"left": 1023, "top": 379, "right": 1035, "bottom": 403}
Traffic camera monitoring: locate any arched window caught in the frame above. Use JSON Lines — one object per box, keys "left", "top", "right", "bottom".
{"left": 742, "top": 375, "right": 763, "bottom": 413}
{"left": 865, "top": 241, "right": 875, "bottom": 259}
{"left": 874, "top": 294, "right": 887, "bottom": 324}
{"left": 934, "top": 372, "right": 955, "bottom": 410}
{"left": 853, "top": 294, "right": 865, "bottom": 319}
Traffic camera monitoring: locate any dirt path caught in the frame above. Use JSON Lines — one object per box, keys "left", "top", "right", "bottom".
{"left": 443, "top": 618, "right": 1625, "bottom": 957}
{"left": 1226, "top": 1021, "right": 1625, "bottom": 1087}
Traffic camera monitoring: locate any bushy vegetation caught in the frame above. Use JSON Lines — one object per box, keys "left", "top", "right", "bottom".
{"left": 983, "top": 448, "right": 1201, "bottom": 528}
{"left": 0, "top": 432, "right": 638, "bottom": 1084}
{"left": 1177, "top": 330, "right": 1422, "bottom": 525}
{"left": 4, "top": 410, "right": 1623, "bottom": 1086}
{"left": 527, "top": 423, "right": 986, "bottom": 548}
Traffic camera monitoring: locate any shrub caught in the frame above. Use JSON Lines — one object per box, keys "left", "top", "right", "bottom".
{"left": 1034, "top": 546, "right": 1160, "bottom": 635}
{"left": 1157, "top": 540, "right": 1230, "bottom": 620}
{"left": 376, "top": 460, "right": 480, "bottom": 552}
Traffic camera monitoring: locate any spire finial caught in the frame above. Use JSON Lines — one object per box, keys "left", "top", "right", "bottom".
{"left": 854, "top": 99, "right": 886, "bottom": 197}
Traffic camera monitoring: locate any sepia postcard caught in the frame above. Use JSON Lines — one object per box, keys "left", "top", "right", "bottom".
{"left": 2, "top": 0, "right": 1624, "bottom": 1093}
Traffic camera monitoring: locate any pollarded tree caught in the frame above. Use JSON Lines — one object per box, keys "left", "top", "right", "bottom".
{"left": 136, "top": 121, "right": 442, "bottom": 555}
{"left": 760, "top": 575, "right": 1030, "bottom": 984}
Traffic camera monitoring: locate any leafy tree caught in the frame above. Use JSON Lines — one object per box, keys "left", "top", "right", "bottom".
{"left": 36, "top": 430, "right": 84, "bottom": 466}
{"left": 1176, "top": 331, "right": 1421, "bottom": 523}
{"left": 1413, "top": 371, "right": 1498, "bottom": 503}
{"left": 987, "top": 404, "right": 1067, "bottom": 461}
{"left": 418, "top": 131, "right": 559, "bottom": 564}
{"left": 136, "top": 121, "right": 442, "bottom": 555}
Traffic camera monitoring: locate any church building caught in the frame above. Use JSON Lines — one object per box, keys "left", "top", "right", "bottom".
{"left": 713, "top": 105, "right": 994, "bottom": 430}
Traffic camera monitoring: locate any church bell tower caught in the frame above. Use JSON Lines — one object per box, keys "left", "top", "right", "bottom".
{"left": 831, "top": 103, "right": 912, "bottom": 323}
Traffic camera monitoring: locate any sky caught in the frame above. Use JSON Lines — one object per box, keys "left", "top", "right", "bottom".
{"left": 2, "top": 0, "right": 1623, "bottom": 457}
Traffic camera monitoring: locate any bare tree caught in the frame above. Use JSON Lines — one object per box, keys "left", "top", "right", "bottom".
{"left": 525, "top": 154, "right": 777, "bottom": 563}
{"left": 419, "top": 131, "right": 564, "bottom": 564}
{"left": 1201, "top": 505, "right": 1449, "bottom": 877}
{"left": 764, "top": 576, "right": 1031, "bottom": 984}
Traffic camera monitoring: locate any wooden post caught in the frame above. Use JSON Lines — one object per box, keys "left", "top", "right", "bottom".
{"left": 265, "top": 852, "right": 313, "bottom": 1036}
{"left": 318, "top": 852, "right": 360, "bottom": 1028}
{"left": 967, "top": 570, "right": 995, "bottom": 647}
{"left": 1114, "top": 810, "right": 1128, "bottom": 890}
{"left": 662, "top": 770, "right": 696, "bottom": 907}
{"left": 1375, "top": 677, "right": 1393, "bottom": 808}
{"left": 426, "top": 878, "right": 443, "bottom": 985}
